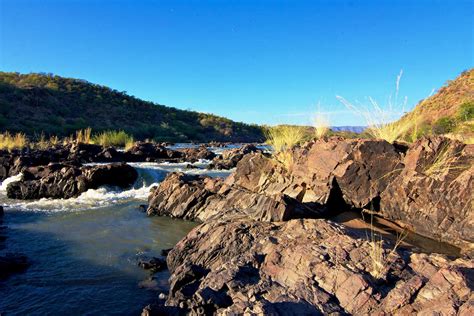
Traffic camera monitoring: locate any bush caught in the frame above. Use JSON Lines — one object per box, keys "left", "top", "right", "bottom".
{"left": 432, "top": 117, "right": 456, "bottom": 134}
{"left": 92, "top": 130, "right": 134, "bottom": 147}
{"left": 457, "top": 101, "right": 474, "bottom": 122}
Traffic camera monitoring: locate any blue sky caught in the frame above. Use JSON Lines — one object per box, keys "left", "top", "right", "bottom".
{"left": 0, "top": 0, "right": 472, "bottom": 126}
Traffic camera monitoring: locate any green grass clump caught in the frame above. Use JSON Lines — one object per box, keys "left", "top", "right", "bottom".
{"left": 0, "top": 132, "right": 28, "bottom": 151}
{"left": 92, "top": 130, "right": 134, "bottom": 147}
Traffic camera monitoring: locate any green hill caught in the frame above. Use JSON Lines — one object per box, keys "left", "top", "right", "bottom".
{"left": 0, "top": 72, "right": 264, "bottom": 142}
{"left": 397, "top": 69, "right": 474, "bottom": 140}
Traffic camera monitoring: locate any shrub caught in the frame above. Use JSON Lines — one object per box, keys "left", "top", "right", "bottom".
{"left": 432, "top": 117, "right": 456, "bottom": 134}
{"left": 457, "top": 101, "right": 474, "bottom": 122}
{"left": 92, "top": 130, "right": 134, "bottom": 147}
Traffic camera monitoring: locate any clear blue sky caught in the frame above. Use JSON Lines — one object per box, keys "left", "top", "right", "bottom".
{"left": 0, "top": 0, "right": 472, "bottom": 126}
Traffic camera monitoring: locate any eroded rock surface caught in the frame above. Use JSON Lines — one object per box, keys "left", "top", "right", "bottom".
{"left": 380, "top": 137, "right": 474, "bottom": 254}
{"left": 208, "top": 144, "right": 262, "bottom": 170}
{"left": 6, "top": 162, "right": 138, "bottom": 199}
{"left": 178, "top": 146, "right": 216, "bottom": 163}
{"left": 147, "top": 173, "right": 320, "bottom": 222}
{"left": 163, "top": 218, "right": 473, "bottom": 315}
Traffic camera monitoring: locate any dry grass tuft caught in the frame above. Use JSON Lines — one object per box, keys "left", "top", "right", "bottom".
{"left": 265, "top": 125, "right": 306, "bottom": 168}
{"left": 423, "top": 143, "right": 470, "bottom": 177}
{"left": 75, "top": 127, "right": 92, "bottom": 144}
{"left": 312, "top": 111, "right": 330, "bottom": 139}
{"left": 363, "top": 211, "right": 407, "bottom": 280}
{"left": 0, "top": 132, "right": 28, "bottom": 151}
{"left": 92, "top": 130, "right": 134, "bottom": 147}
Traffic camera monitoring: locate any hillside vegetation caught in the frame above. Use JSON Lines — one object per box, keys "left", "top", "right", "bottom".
{"left": 397, "top": 69, "right": 474, "bottom": 141}
{"left": 0, "top": 72, "right": 264, "bottom": 142}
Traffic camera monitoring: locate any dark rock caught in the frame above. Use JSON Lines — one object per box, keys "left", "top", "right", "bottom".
{"left": 0, "top": 253, "right": 30, "bottom": 279}
{"left": 0, "top": 205, "right": 3, "bottom": 217}
{"left": 178, "top": 145, "right": 216, "bottom": 163}
{"left": 68, "top": 142, "right": 103, "bottom": 162}
{"left": 6, "top": 163, "right": 137, "bottom": 200}
{"left": 138, "top": 204, "right": 148, "bottom": 212}
{"left": 208, "top": 144, "right": 262, "bottom": 170}
{"left": 165, "top": 218, "right": 474, "bottom": 315}
{"left": 124, "top": 142, "right": 183, "bottom": 162}
{"left": 161, "top": 248, "right": 173, "bottom": 257}
{"left": 138, "top": 256, "right": 167, "bottom": 272}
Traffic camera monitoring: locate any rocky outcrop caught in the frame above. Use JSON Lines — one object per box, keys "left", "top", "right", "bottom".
{"left": 227, "top": 138, "right": 403, "bottom": 210}
{"left": 178, "top": 146, "right": 216, "bottom": 163}
{"left": 161, "top": 218, "right": 473, "bottom": 315}
{"left": 124, "top": 142, "right": 183, "bottom": 162}
{"left": 6, "top": 163, "right": 138, "bottom": 200}
{"left": 147, "top": 172, "right": 321, "bottom": 222}
{"left": 208, "top": 144, "right": 263, "bottom": 170}
{"left": 380, "top": 137, "right": 474, "bottom": 255}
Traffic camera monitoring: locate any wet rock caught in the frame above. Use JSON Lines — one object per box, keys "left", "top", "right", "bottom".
{"left": 147, "top": 172, "right": 321, "bottom": 222}
{"left": 124, "top": 142, "right": 183, "bottom": 162}
{"left": 0, "top": 253, "right": 30, "bottom": 280}
{"left": 138, "top": 256, "right": 167, "bottom": 272}
{"left": 380, "top": 137, "right": 474, "bottom": 255}
{"left": 0, "top": 205, "right": 3, "bottom": 217}
{"left": 6, "top": 163, "right": 137, "bottom": 200}
{"left": 208, "top": 144, "right": 262, "bottom": 170}
{"left": 166, "top": 218, "right": 473, "bottom": 315}
{"left": 178, "top": 145, "right": 216, "bottom": 163}
{"left": 161, "top": 248, "right": 173, "bottom": 257}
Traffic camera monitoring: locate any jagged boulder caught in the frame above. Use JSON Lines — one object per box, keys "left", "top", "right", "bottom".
{"left": 6, "top": 163, "right": 137, "bottom": 200}
{"left": 226, "top": 138, "right": 403, "bottom": 210}
{"left": 380, "top": 137, "right": 474, "bottom": 255}
{"left": 208, "top": 144, "right": 263, "bottom": 170}
{"left": 147, "top": 172, "right": 320, "bottom": 222}
{"left": 162, "top": 218, "right": 474, "bottom": 315}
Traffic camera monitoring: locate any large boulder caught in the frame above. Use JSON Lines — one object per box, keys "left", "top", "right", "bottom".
{"left": 228, "top": 138, "right": 403, "bottom": 208}
{"left": 147, "top": 172, "right": 320, "bottom": 222}
{"left": 6, "top": 163, "right": 138, "bottom": 200}
{"left": 380, "top": 137, "right": 474, "bottom": 255}
{"left": 208, "top": 144, "right": 263, "bottom": 170}
{"left": 124, "top": 142, "right": 183, "bottom": 162}
{"left": 178, "top": 145, "right": 216, "bottom": 163}
{"left": 162, "top": 218, "right": 473, "bottom": 315}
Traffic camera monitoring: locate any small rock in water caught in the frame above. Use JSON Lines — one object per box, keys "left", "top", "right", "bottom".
{"left": 0, "top": 253, "right": 30, "bottom": 279}
{"left": 0, "top": 206, "right": 4, "bottom": 217}
{"left": 138, "top": 256, "right": 167, "bottom": 272}
{"left": 160, "top": 248, "right": 172, "bottom": 257}
{"left": 185, "top": 164, "right": 198, "bottom": 169}
{"left": 138, "top": 204, "right": 148, "bottom": 212}
{"left": 158, "top": 293, "right": 167, "bottom": 300}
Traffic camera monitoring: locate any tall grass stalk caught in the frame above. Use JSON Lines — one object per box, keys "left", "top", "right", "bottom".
{"left": 362, "top": 211, "right": 407, "bottom": 280}
{"left": 336, "top": 70, "right": 416, "bottom": 143}
{"left": 312, "top": 111, "right": 330, "bottom": 139}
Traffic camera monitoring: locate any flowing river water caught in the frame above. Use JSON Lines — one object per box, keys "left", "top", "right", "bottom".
{"left": 0, "top": 158, "right": 232, "bottom": 315}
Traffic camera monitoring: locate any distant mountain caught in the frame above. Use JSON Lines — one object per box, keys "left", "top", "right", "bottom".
{"left": 0, "top": 72, "right": 265, "bottom": 142}
{"left": 330, "top": 126, "right": 366, "bottom": 133}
